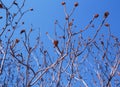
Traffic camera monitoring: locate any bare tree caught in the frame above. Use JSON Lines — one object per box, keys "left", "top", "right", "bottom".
{"left": 0, "top": 1, "right": 119, "bottom": 87}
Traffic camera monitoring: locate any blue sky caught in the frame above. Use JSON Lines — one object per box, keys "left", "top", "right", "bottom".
{"left": 23, "top": 0, "right": 120, "bottom": 38}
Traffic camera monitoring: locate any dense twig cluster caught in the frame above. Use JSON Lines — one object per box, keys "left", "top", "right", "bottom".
{"left": 0, "top": 1, "right": 119, "bottom": 87}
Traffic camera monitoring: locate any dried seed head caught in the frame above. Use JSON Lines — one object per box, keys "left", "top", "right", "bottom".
{"left": 0, "top": 16, "right": 3, "bottom": 19}
{"left": 65, "top": 15, "right": 69, "bottom": 20}
{"left": 20, "top": 29, "right": 25, "bottom": 34}
{"left": 74, "top": 2, "right": 78, "bottom": 7}
{"left": 61, "top": 1, "right": 66, "bottom": 5}
{"left": 65, "top": 17, "right": 69, "bottom": 20}
{"left": 0, "top": 4, "right": 3, "bottom": 8}
{"left": 104, "top": 23, "right": 110, "bottom": 27}
{"left": 88, "top": 37, "right": 91, "bottom": 41}
{"left": 15, "top": 39, "right": 20, "bottom": 43}
{"left": 94, "top": 14, "right": 99, "bottom": 18}
{"left": 22, "top": 22, "right": 24, "bottom": 25}
{"left": 104, "top": 11, "right": 109, "bottom": 18}
{"left": 54, "top": 40, "right": 59, "bottom": 47}
{"left": 15, "top": 22, "right": 18, "bottom": 24}
{"left": 44, "top": 50, "right": 47, "bottom": 54}
{"left": 30, "top": 8, "right": 33, "bottom": 11}
{"left": 101, "top": 41, "right": 104, "bottom": 45}
{"left": 69, "top": 22, "right": 73, "bottom": 26}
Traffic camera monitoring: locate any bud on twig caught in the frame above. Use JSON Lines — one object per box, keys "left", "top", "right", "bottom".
{"left": 61, "top": 2, "right": 66, "bottom": 5}
{"left": 104, "top": 11, "right": 109, "bottom": 18}
{"left": 0, "top": 4, "right": 3, "bottom": 8}
{"left": 30, "top": 8, "right": 33, "bottom": 11}
{"left": 15, "top": 39, "right": 20, "bottom": 43}
{"left": 94, "top": 14, "right": 99, "bottom": 18}
{"left": 69, "top": 22, "right": 73, "bottom": 26}
{"left": 20, "top": 29, "right": 25, "bottom": 34}
{"left": 0, "top": 16, "right": 3, "bottom": 19}
{"left": 104, "top": 23, "right": 110, "bottom": 27}
{"left": 22, "top": 22, "right": 24, "bottom": 25}
{"left": 65, "top": 16, "right": 69, "bottom": 20}
{"left": 74, "top": 2, "right": 78, "bottom": 7}
{"left": 54, "top": 40, "right": 58, "bottom": 47}
{"left": 101, "top": 41, "right": 104, "bottom": 45}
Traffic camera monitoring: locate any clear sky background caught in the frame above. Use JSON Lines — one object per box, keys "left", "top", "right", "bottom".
{"left": 22, "top": 0, "right": 120, "bottom": 39}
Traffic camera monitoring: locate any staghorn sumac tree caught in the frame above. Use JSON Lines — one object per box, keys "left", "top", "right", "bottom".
{"left": 0, "top": 1, "right": 120, "bottom": 87}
